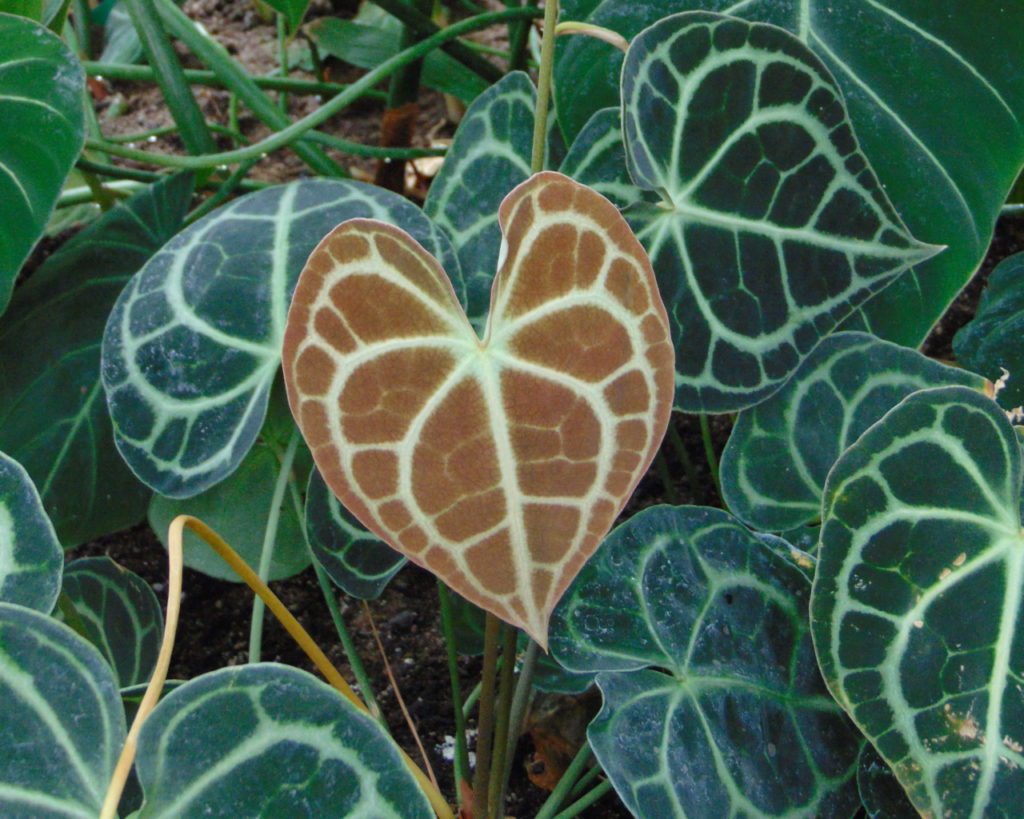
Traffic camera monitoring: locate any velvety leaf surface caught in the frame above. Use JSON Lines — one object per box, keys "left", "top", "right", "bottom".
{"left": 811, "top": 386, "right": 1024, "bottom": 817}
{"left": 556, "top": 1, "right": 1024, "bottom": 347}
{"left": 284, "top": 172, "right": 675, "bottom": 646}
{"left": 423, "top": 71, "right": 535, "bottom": 326}
{"left": 305, "top": 467, "right": 405, "bottom": 600}
{"left": 0, "top": 13, "right": 85, "bottom": 315}
{"left": 0, "top": 173, "right": 193, "bottom": 546}
{"left": 58, "top": 556, "right": 162, "bottom": 688}
{"left": 102, "top": 179, "right": 459, "bottom": 498}
{"left": 621, "top": 13, "right": 937, "bottom": 411}
{"left": 0, "top": 451, "right": 61, "bottom": 612}
{"left": 134, "top": 663, "right": 432, "bottom": 818}
{"left": 0, "top": 602, "right": 126, "bottom": 818}
{"left": 720, "top": 332, "right": 989, "bottom": 531}
{"left": 549, "top": 504, "right": 862, "bottom": 817}
{"left": 954, "top": 251, "right": 1024, "bottom": 412}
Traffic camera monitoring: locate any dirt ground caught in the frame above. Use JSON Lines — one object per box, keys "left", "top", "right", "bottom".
{"left": 58, "top": 0, "right": 1024, "bottom": 815}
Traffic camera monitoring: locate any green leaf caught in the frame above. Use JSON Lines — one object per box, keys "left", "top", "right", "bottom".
{"left": 102, "top": 178, "right": 460, "bottom": 498}
{"left": 307, "top": 16, "right": 488, "bottom": 104}
{"left": 0, "top": 451, "right": 61, "bottom": 612}
{"left": 0, "top": 0, "right": 43, "bottom": 21}
{"left": 559, "top": 107, "right": 647, "bottom": 209}
{"left": 555, "top": 0, "right": 1024, "bottom": 347}
{"left": 99, "top": 1, "right": 143, "bottom": 64}
{"left": 550, "top": 504, "right": 862, "bottom": 817}
{"left": 57, "top": 556, "right": 163, "bottom": 688}
{"left": 0, "top": 173, "right": 193, "bottom": 546}
{"left": 423, "top": 71, "right": 535, "bottom": 327}
{"left": 954, "top": 251, "right": 1024, "bottom": 412}
{"left": 148, "top": 407, "right": 313, "bottom": 582}
{"left": 811, "top": 386, "right": 1024, "bottom": 817}
{"left": 0, "top": 13, "right": 86, "bottom": 315}
{"left": 305, "top": 467, "right": 404, "bottom": 600}
{"left": 134, "top": 663, "right": 433, "bottom": 818}
{"left": 857, "top": 743, "right": 918, "bottom": 819}
{"left": 258, "top": 0, "right": 308, "bottom": 33}
{"left": 621, "top": 13, "right": 938, "bottom": 412}
{"left": 0, "top": 602, "right": 126, "bottom": 818}
{"left": 720, "top": 332, "right": 989, "bottom": 532}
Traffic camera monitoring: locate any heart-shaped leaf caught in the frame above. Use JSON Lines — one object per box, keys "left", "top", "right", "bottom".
{"left": 58, "top": 556, "right": 163, "bottom": 688}
{"left": 954, "top": 251, "right": 1024, "bottom": 413}
{"left": 134, "top": 663, "right": 432, "bottom": 818}
{"left": 555, "top": 1, "right": 1024, "bottom": 348}
{"left": 720, "top": 332, "right": 989, "bottom": 532}
{"left": 0, "top": 13, "right": 85, "bottom": 315}
{"left": 102, "top": 179, "right": 460, "bottom": 498}
{"left": 811, "top": 386, "right": 1024, "bottom": 817}
{"left": 621, "top": 13, "right": 939, "bottom": 411}
{"left": 0, "top": 602, "right": 126, "bottom": 817}
{"left": 549, "top": 505, "right": 863, "bottom": 817}
{"left": 0, "top": 451, "right": 61, "bottom": 612}
{"left": 283, "top": 172, "right": 675, "bottom": 646}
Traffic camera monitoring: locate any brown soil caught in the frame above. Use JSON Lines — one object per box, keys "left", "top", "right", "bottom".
{"left": 59, "top": 0, "right": 1024, "bottom": 815}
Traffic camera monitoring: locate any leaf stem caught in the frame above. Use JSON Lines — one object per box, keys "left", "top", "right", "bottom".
{"left": 498, "top": 637, "right": 540, "bottom": 809}
{"left": 530, "top": 0, "right": 560, "bottom": 175}
{"left": 472, "top": 613, "right": 502, "bottom": 818}
{"left": 248, "top": 428, "right": 300, "bottom": 663}
{"left": 487, "top": 624, "right": 519, "bottom": 814}
{"left": 84, "top": 60, "right": 382, "bottom": 99}
{"left": 553, "top": 779, "right": 613, "bottom": 818}
{"left": 534, "top": 740, "right": 592, "bottom": 819}
{"left": 437, "top": 583, "right": 472, "bottom": 807}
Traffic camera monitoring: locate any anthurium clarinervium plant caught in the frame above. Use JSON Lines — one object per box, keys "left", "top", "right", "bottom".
{"left": 1, "top": 1, "right": 1024, "bottom": 818}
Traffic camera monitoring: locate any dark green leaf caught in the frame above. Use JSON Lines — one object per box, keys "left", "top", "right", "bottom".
{"left": 550, "top": 504, "right": 862, "bottom": 816}
{"left": 58, "top": 556, "right": 163, "bottom": 688}
{"left": 621, "top": 13, "right": 937, "bottom": 411}
{"left": 811, "top": 386, "right": 1024, "bottom": 817}
{"left": 102, "top": 178, "right": 460, "bottom": 498}
{"left": 954, "top": 251, "right": 1024, "bottom": 412}
{"left": 554, "top": 0, "right": 1024, "bottom": 347}
{"left": 0, "top": 602, "right": 126, "bottom": 817}
{"left": 0, "top": 173, "right": 193, "bottom": 546}
{"left": 0, "top": 451, "right": 61, "bottom": 612}
{"left": 559, "top": 107, "right": 647, "bottom": 209}
{"left": 305, "top": 467, "right": 404, "bottom": 600}
{"left": 0, "top": 13, "right": 85, "bottom": 315}
{"left": 720, "top": 332, "right": 988, "bottom": 531}
{"left": 134, "top": 663, "right": 433, "bottom": 817}
{"left": 857, "top": 743, "right": 918, "bottom": 819}
{"left": 423, "top": 71, "right": 535, "bottom": 327}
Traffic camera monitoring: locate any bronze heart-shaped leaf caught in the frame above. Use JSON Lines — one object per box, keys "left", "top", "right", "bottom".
{"left": 282, "top": 172, "right": 674, "bottom": 646}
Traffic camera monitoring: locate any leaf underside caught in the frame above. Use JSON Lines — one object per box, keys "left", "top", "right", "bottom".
{"left": 811, "top": 386, "right": 1024, "bottom": 818}
{"left": 283, "top": 172, "right": 675, "bottom": 645}
{"left": 621, "top": 13, "right": 938, "bottom": 412}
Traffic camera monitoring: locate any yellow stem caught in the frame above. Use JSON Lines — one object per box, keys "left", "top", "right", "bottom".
{"left": 100, "top": 515, "right": 454, "bottom": 819}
